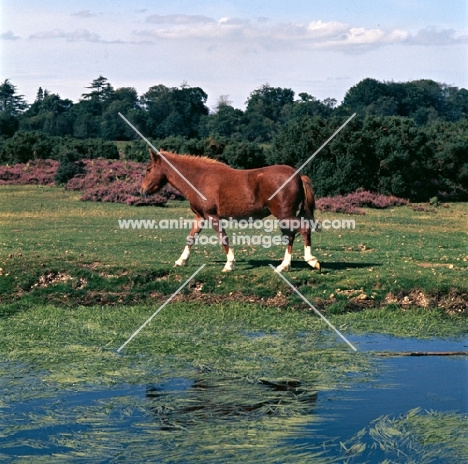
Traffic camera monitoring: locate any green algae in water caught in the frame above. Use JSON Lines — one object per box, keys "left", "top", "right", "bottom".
{"left": 340, "top": 408, "right": 468, "bottom": 463}
{"left": 0, "top": 303, "right": 375, "bottom": 463}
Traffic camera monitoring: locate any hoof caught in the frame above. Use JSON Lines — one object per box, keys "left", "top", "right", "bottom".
{"left": 174, "top": 260, "right": 187, "bottom": 267}
{"left": 275, "top": 264, "right": 290, "bottom": 273}
{"left": 306, "top": 258, "right": 321, "bottom": 272}
{"left": 222, "top": 261, "right": 236, "bottom": 272}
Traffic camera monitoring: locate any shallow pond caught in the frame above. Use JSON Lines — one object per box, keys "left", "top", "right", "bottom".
{"left": 297, "top": 333, "right": 468, "bottom": 462}
{"left": 0, "top": 333, "right": 467, "bottom": 463}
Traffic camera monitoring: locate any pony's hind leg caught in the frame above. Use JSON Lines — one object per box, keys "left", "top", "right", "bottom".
{"left": 300, "top": 220, "right": 321, "bottom": 271}
{"left": 304, "top": 246, "right": 320, "bottom": 271}
{"left": 275, "top": 222, "right": 296, "bottom": 272}
{"left": 175, "top": 215, "right": 203, "bottom": 266}
{"left": 275, "top": 217, "right": 320, "bottom": 272}
{"left": 210, "top": 217, "right": 235, "bottom": 272}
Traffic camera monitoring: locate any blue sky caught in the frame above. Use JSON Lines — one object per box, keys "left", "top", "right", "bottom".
{"left": 1, "top": 0, "right": 467, "bottom": 109}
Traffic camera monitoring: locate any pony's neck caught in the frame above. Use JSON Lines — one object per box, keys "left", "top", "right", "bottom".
{"left": 160, "top": 153, "right": 205, "bottom": 200}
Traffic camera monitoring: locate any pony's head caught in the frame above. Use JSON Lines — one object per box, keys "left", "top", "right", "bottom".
{"left": 140, "top": 149, "right": 168, "bottom": 196}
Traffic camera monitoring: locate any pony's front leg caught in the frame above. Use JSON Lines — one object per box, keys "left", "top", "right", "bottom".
{"left": 174, "top": 245, "right": 191, "bottom": 267}
{"left": 211, "top": 217, "right": 235, "bottom": 272}
{"left": 222, "top": 245, "right": 236, "bottom": 272}
{"left": 275, "top": 244, "right": 293, "bottom": 273}
{"left": 175, "top": 215, "right": 203, "bottom": 267}
{"left": 275, "top": 228, "right": 295, "bottom": 272}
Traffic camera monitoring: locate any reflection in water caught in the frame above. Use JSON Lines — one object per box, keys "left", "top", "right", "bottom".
{"left": 146, "top": 370, "right": 318, "bottom": 429}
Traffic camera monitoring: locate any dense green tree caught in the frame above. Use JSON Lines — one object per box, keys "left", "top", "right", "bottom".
{"left": 204, "top": 97, "right": 245, "bottom": 139}
{"left": 20, "top": 89, "right": 74, "bottom": 136}
{"left": 267, "top": 115, "right": 441, "bottom": 200}
{"left": 267, "top": 116, "right": 372, "bottom": 197}
{"left": 101, "top": 87, "right": 141, "bottom": 140}
{"left": 245, "top": 84, "right": 294, "bottom": 122}
{"left": 70, "top": 76, "right": 116, "bottom": 138}
{"left": 444, "top": 87, "right": 468, "bottom": 121}
{"left": 266, "top": 116, "right": 330, "bottom": 167}
{"left": 71, "top": 106, "right": 101, "bottom": 139}
{"left": 81, "top": 76, "right": 115, "bottom": 104}
{"left": 340, "top": 78, "right": 388, "bottom": 117}
{"left": 365, "top": 96, "right": 399, "bottom": 118}
{"left": 0, "top": 79, "right": 27, "bottom": 115}
{"left": 341, "top": 78, "right": 468, "bottom": 123}
{"left": 141, "top": 83, "right": 208, "bottom": 139}
{"left": 0, "top": 79, "right": 28, "bottom": 136}
{"left": 423, "top": 121, "right": 468, "bottom": 199}
{"left": 221, "top": 141, "right": 266, "bottom": 169}
{"left": 281, "top": 93, "right": 336, "bottom": 120}
{"left": 0, "top": 112, "right": 19, "bottom": 137}
{"left": 363, "top": 117, "right": 433, "bottom": 200}
{"left": 244, "top": 84, "right": 295, "bottom": 142}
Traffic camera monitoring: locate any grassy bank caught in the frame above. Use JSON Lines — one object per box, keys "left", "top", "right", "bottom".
{"left": 1, "top": 185, "right": 467, "bottom": 313}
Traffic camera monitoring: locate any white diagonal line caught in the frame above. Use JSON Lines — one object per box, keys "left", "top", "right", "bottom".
{"left": 268, "top": 113, "right": 356, "bottom": 200}
{"left": 270, "top": 265, "right": 357, "bottom": 351}
{"left": 118, "top": 113, "right": 207, "bottom": 201}
{"left": 117, "top": 264, "right": 206, "bottom": 352}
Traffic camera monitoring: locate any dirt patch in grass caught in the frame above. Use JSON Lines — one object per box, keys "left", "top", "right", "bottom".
{"left": 342, "top": 244, "right": 375, "bottom": 253}
{"left": 385, "top": 289, "right": 468, "bottom": 314}
{"left": 417, "top": 262, "right": 467, "bottom": 271}
{"left": 435, "top": 290, "right": 468, "bottom": 314}
{"left": 31, "top": 271, "right": 87, "bottom": 289}
{"left": 79, "top": 290, "right": 140, "bottom": 305}
{"left": 147, "top": 289, "right": 291, "bottom": 309}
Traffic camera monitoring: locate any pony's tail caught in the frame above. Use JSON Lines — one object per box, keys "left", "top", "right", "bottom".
{"left": 300, "top": 175, "right": 315, "bottom": 219}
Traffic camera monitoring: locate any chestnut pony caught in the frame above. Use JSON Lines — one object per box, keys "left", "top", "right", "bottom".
{"left": 141, "top": 149, "right": 321, "bottom": 273}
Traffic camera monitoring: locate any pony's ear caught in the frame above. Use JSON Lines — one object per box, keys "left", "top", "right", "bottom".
{"left": 149, "top": 148, "right": 160, "bottom": 162}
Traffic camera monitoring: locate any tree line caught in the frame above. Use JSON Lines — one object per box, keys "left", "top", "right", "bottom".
{"left": 1, "top": 76, "right": 467, "bottom": 201}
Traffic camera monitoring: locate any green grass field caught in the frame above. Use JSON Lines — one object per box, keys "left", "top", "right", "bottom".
{"left": 1, "top": 184, "right": 467, "bottom": 312}
{"left": 0, "top": 185, "right": 467, "bottom": 462}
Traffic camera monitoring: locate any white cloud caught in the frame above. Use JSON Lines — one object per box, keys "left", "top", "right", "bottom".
{"left": 1, "top": 30, "right": 20, "bottom": 40}
{"left": 219, "top": 17, "right": 250, "bottom": 26}
{"left": 28, "top": 28, "right": 128, "bottom": 44}
{"left": 146, "top": 14, "right": 215, "bottom": 25}
{"left": 30, "top": 28, "right": 101, "bottom": 42}
{"left": 71, "top": 10, "right": 97, "bottom": 18}
{"left": 408, "top": 26, "right": 468, "bottom": 45}
{"left": 23, "top": 13, "right": 467, "bottom": 51}
{"left": 133, "top": 17, "right": 466, "bottom": 50}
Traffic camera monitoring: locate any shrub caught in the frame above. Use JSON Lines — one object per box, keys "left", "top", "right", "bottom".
{"left": 65, "top": 159, "right": 182, "bottom": 205}
{"left": 54, "top": 149, "right": 86, "bottom": 185}
{"left": 58, "top": 138, "right": 119, "bottom": 160}
{"left": 316, "top": 190, "right": 408, "bottom": 215}
{"left": 0, "top": 157, "right": 182, "bottom": 206}
{"left": 0, "top": 130, "right": 56, "bottom": 164}
{"left": 0, "top": 159, "right": 59, "bottom": 186}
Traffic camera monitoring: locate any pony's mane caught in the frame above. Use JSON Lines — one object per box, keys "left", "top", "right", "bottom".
{"left": 161, "top": 151, "right": 226, "bottom": 167}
